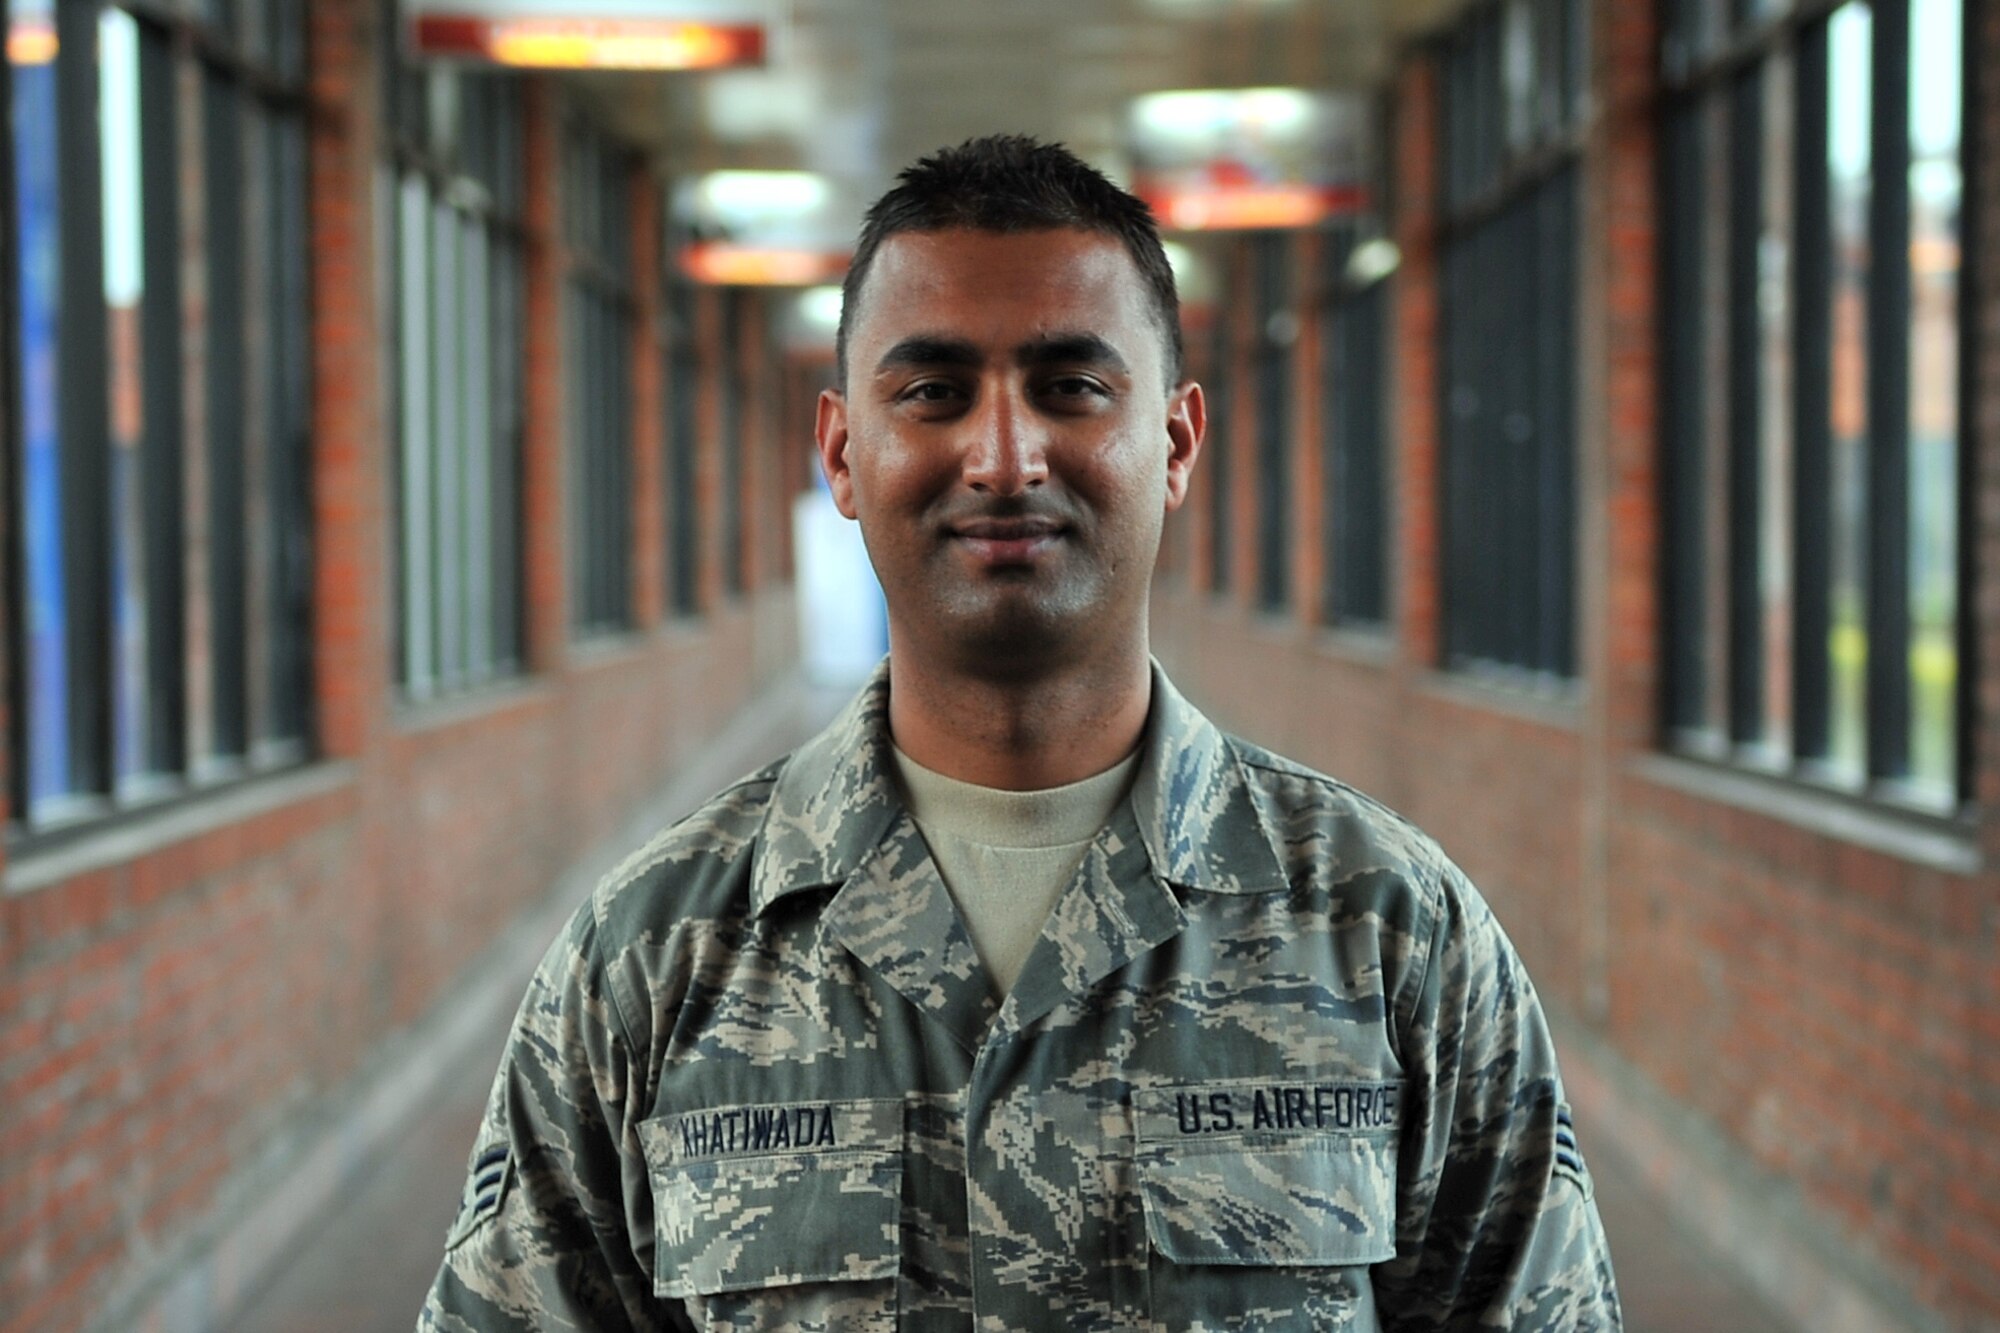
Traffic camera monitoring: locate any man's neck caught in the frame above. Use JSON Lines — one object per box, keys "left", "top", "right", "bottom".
{"left": 885, "top": 646, "right": 1152, "bottom": 792}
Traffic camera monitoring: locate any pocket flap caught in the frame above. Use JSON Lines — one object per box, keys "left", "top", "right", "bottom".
{"left": 640, "top": 1098, "right": 902, "bottom": 1299}
{"left": 1137, "top": 1138, "right": 1398, "bottom": 1268}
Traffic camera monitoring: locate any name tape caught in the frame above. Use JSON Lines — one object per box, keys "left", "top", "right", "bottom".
{"left": 1141, "top": 1080, "right": 1403, "bottom": 1141}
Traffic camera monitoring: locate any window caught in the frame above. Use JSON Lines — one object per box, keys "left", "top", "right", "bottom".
{"left": 1250, "top": 233, "right": 1295, "bottom": 612}
{"left": 1319, "top": 221, "right": 1394, "bottom": 627}
{"left": 1437, "top": 0, "right": 1584, "bottom": 679}
{"left": 563, "top": 116, "right": 633, "bottom": 636}
{"left": 1660, "top": 0, "right": 1968, "bottom": 808}
{"left": 661, "top": 261, "right": 700, "bottom": 617}
{"left": 6, "top": 0, "right": 310, "bottom": 832}
{"left": 385, "top": 44, "right": 525, "bottom": 698}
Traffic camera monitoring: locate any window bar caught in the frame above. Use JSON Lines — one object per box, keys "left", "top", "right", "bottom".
{"left": 722, "top": 290, "right": 744, "bottom": 598}
{"left": 494, "top": 248, "right": 524, "bottom": 662}
{"left": 1536, "top": 174, "right": 1568, "bottom": 676}
{"left": 606, "top": 295, "right": 625, "bottom": 623}
{"left": 203, "top": 69, "right": 249, "bottom": 759}
{"left": 1791, "top": 21, "right": 1834, "bottom": 761}
{"left": 463, "top": 217, "right": 492, "bottom": 681}
{"left": 272, "top": 112, "right": 309, "bottom": 743}
{"left": 1320, "top": 231, "right": 1349, "bottom": 626}
{"left": 613, "top": 292, "right": 633, "bottom": 620}
{"left": 667, "top": 280, "right": 699, "bottom": 616}
{"left": 399, "top": 176, "right": 434, "bottom": 687}
{"left": 1255, "top": 233, "right": 1291, "bottom": 612}
{"left": 1206, "top": 302, "right": 1231, "bottom": 595}
{"left": 137, "top": 20, "right": 187, "bottom": 771}
{"left": 1438, "top": 246, "right": 1464, "bottom": 662}
{"left": 2, "top": 32, "right": 25, "bottom": 820}
{"left": 1479, "top": 220, "right": 1509, "bottom": 665}
{"left": 1661, "top": 99, "right": 1707, "bottom": 729}
{"left": 1953, "top": 0, "right": 1979, "bottom": 803}
{"left": 1520, "top": 198, "right": 1548, "bottom": 671}
{"left": 58, "top": 0, "right": 112, "bottom": 795}
{"left": 1454, "top": 231, "right": 1481, "bottom": 663}
{"left": 574, "top": 286, "right": 594, "bottom": 628}
{"left": 430, "top": 197, "right": 462, "bottom": 684}
{"left": 597, "top": 293, "right": 617, "bottom": 626}
{"left": 1354, "top": 283, "right": 1388, "bottom": 623}
{"left": 1726, "top": 66, "right": 1766, "bottom": 745}
{"left": 1865, "top": 0, "right": 1912, "bottom": 780}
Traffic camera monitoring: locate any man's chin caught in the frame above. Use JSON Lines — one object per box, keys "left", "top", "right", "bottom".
{"left": 932, "top": 601, "right": 1097, "bottom": 678}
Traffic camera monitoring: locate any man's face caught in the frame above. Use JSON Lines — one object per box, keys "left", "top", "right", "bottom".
{"left": 816, "top": 228, "right": 1203, "bottom": 676}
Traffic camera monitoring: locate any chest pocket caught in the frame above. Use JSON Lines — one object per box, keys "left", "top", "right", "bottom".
{"left": 1134, "top": 1080, "right": 1400, "bottom": 1332}
{"left": 638, "top": 1096, "right": 903, "bottom": 1319}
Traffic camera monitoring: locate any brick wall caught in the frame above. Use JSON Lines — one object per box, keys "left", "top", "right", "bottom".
{"left": 1153, "top": 0, "right": 2000, "bottom": 1327}
{"left": 0, "top": 2, "right": 801, "bottom": 1329}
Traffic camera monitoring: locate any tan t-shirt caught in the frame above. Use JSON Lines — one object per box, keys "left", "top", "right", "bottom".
{"left": 891, "top": 744, "right": 1140, "bottom": 997}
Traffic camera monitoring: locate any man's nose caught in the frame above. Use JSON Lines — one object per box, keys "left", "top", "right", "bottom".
{"left": 960, "top": 388, "right": 1049, "bottom": 495}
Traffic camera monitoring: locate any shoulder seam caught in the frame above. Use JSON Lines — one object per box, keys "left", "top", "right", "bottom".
{"left": 591, "top": 765, "right": 783, "bottom": 1060}
{"left": 1393, "top": 854, "right": 1449, "bottom": 1069}
{"left": 1233, "top": 751, "right": 1431, "bottom": 835}
{"left": 597, "top": 770, "right": 782, "bottom": 898}
{"left": 582, "top": 895, "right": 640, "bottom": 1069}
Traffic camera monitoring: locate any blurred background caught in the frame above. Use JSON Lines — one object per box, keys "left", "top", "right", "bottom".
{"left": 0, "top": 0, "right": 1992, "bottom": 1329}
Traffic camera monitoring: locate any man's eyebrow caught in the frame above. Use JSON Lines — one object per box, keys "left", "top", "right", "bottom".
{"left": 1016, "top": 332, "right": 1128, "bottom": 375}
{"left": 874, "top": 335, "right": 982, "bottom": 373}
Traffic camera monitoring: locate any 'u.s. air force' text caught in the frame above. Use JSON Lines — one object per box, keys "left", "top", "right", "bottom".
{"left": 1173, "top": 1081, "right": 1401, "bottom": 1135}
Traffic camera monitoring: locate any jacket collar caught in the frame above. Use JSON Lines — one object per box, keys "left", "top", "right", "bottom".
{"left": 750, "top": 659, "right": 1289, "bottom": 915}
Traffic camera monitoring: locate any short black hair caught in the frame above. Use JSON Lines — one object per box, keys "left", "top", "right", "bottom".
{"left": 837, "top": 135, "right": 1183, "bottom": 386}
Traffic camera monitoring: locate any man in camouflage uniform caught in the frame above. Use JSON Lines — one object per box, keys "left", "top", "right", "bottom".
{"left": 421, "top": 136, "right": 1619, "bottom": 1331}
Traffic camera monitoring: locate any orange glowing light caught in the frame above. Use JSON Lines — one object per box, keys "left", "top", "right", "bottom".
{"left": 8, "top": 20, "right": 57, "bottom": 65}
{"left": 1144, "top": 183, "right": 1369, "bottom": 232}
{"left": 679, "top": 243, "right": 847, "bottom": 287}
{"left": 412, "top": 16, "right": 763, "bottom": 70}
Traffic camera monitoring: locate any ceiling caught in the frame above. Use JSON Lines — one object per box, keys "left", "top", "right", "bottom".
{"left": 561, "top": 0, "right": 1473, "bottom": 228}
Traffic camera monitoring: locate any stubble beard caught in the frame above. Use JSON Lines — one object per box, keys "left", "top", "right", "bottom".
{"left": 920, "top": 560, "right": 1111, "bottom": 682}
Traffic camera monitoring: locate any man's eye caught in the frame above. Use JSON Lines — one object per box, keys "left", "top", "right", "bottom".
{"left": 1045, "top": 375, "right": 1109, "bottom": 401}
{"left": 900, "top": 381, "right": 963, "bottom": 404}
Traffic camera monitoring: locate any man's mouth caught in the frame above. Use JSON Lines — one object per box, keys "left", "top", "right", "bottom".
{"left": 948, "top": 516, "right": 1065, "bottom": 565}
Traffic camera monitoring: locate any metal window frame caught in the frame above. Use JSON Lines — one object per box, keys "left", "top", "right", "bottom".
{"left": 1434, "top": 0, "right": 1585, "bottom": 680}
{"left": 1790, "top": 23, "right": 1834, "bottom": 761}
{"left": 4, "top": 0, "right": 311, "bottom": 839}
{"left": 136, "top": 18, "right": 189, "bottom": 773}
{"left": 203, "top": 65, "right": 249, "bottom": 762}
{"left": 1953, "top": 0, "right": 1981, "bottom": 806}
{"left": 1723, "top": 64, "right": 1765, "bottom": 744}
{"left": 2, "top": 24, "right": 21, "bottom": 825}
{"left": 1657, "top": 0, "right": 1973, "bottom": 809}
{"left": 661, "top": 256, "right": 702, "bottom": 618}
{"left": 1660, "top": 95, "right": 1710, "bottom": 733}
{"left": 1252, "top": 232, "right": 1293, "bottom": 613}
{"left": 383, "top": 38, "right": 528, "bottom": 693}
{"left": 720, "top": 287, "right": 745, "bottom": 599}
{"left": 563, "top": 114, "right": 636, "bottom": 636}
{"left": 1862, "top": 0, "right": 1912, "bottom": 781}
{"left": 1319, "top": 218, "right": 1393, "bottom": 628}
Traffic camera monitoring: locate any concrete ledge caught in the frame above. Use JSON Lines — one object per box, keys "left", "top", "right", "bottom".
{"left": 89, "top": 673, "right": 842, "bottom": 1333}
{"left": 1551, "top": 1009, "right": 1950, "bottom": 1333}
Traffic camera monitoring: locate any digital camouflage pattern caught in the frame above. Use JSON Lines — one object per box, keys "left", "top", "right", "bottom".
{"left": 419, "top": 663, "right": 1620, "bottom": 1331}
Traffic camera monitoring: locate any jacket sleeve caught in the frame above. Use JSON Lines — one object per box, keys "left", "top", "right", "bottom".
{"left": 1373, "top": 861, "right": 1622, "bottom": 1332}
{"left": 418, "top": 902, "right": 680, "bottom": 1333}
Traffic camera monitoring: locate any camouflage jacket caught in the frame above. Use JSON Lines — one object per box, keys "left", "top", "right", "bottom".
{"left": 420, "top": 664, "right": 1620, "bottom": 1332}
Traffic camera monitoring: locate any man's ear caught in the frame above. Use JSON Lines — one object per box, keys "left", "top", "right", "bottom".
{"left": 815, "top": 389, "right": 859, "bottom": 519}
{"left": 1163, "top": 380, "right": 1205, "bottom": 513}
